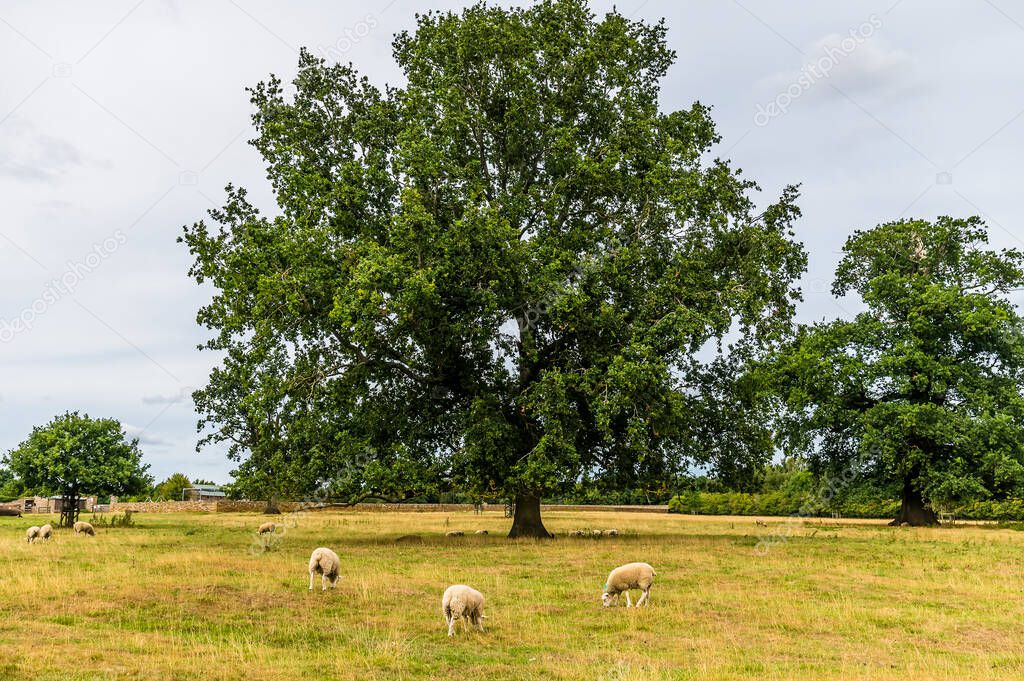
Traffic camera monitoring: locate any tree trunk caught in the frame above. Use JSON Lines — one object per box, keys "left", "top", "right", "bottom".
{"left": 890, "top": 475, "right": 937, "bottom": 526}
{"left": 59, "top": 494, "right": 80, "bottom": 528}
{"left": 264, "top": 496, "right": 281, "bottom": 514}
{"left": 507, "top": 493, "right": 552, "bottom": 538}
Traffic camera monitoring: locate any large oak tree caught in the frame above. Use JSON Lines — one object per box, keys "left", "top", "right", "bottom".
{"left": 182, "top": 0, "right": 805, "bottom": 536}
{"left": 773, "top": 217, "right": 1024, "bottom": 525}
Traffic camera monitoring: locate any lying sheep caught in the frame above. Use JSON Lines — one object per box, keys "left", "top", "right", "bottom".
{"left": 39, "top": 524, "right": 53, "bottom": 541}
{"left": 602, "top": 562, "right": 656, "bottom": 608}
{"left": 258, "top": 522, "right": 276, "bottom": 535}
{"left": 73, "top": 521, "right": 95, "bottom": 536}
{"left": 445, "top": 531, "right": 464, "bottom": 537}
{"left": 442, "top": 584, "right": 486, "bottom": 637}
{"left": 308, "top": 547, "right": 341, "bottom": 592}
{"left": 26, "top": 526, "right": 40, "bottom": 544}
{"left": 474, "top": 530, "right": 488, "bottom": 535}
{"left": 605, "top": 529, "right": 619, "bottom": 536}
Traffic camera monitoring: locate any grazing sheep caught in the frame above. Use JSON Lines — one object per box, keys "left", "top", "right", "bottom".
{"left": 445, "top": 531, "right": 464, "bottom": 537}
{"left": 602, "top": 562, "right": 656, "bottom": 608}
{"left": 73, "top": 521, "right": 95, "bottom": 536}
{"left": 308, "top": 547, "right": 341, "bottom": 592}
{"left": 474, "top": 530, "right": 489, "bottom": 535}
{"left": 755, "top": 519, "right": 767, "bottom": 527}
{"left": 257, "top": 522, "right": 276, "bottom": 535}
{"left": 605, "top": 529, "right": 619, "bottom": 536}
{"left": 442, "top": 584, "right": 486, "bottom": 637}
{"left": 591, "top": 529, "right": 604, "bottom": 537}
{"left": 568, "top": 530, "right": 586, "bottom": 537}
{"left": 26, "top": 526, "right": 41, "bottom": 544}
{"left": 39, "top": 524, "right": 53, "bottom": 541}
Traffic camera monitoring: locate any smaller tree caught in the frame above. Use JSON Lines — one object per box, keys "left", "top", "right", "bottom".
{"left": 5, "top": 412, "right": 152, "bottom": 526}
{"left": 155, "top": 473, "right": 191, "bottom": 501}
{"left": 773, "top": 217, "right": 1024, "bottom": 525}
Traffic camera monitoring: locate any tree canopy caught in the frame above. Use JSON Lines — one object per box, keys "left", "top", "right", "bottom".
{"left": 772, "top": 216, "right": 1024, "bottom": 525}
{"left": 182, "top": 0, "right": 806, "bottom": 535}
{"left": 5, "top": 412, "right": 152, "bottom": 526}
{"left": 154, "top": 473, "right": 191, "bottom": 501}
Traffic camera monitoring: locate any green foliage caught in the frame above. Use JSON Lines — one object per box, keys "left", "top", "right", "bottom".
{"left": 89, "top": 510, "right": 136, "bottom": 528}
{"left": 949, "top": 499, "right": 1024, "bottom": 521}
{"left": 772, "top": 217, "right": 1024, "bottom": 521}
{"left": 181, "top": 0, "right": 805, "bottom": 517}
{"left": 4, "top": 412, "right": 152, "bottom": 525}
{"left": 667, "top": 490, "right": 900, "bottom": 519}
{"left": 154, "top": 473, "right": 191, "bottom": 501}
{"left": 0, "top": 465, "right": 23, "bottom": 501}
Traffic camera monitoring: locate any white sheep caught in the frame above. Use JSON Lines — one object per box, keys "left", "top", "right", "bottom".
{"left": 602, "top": 562, "right": 656, "bottom": 608}
{"left": 258, "top": 522, "right": 276, "bottom": 535}
{"left": 442, "top": 584, "right": 486, "bottom": 637}
{"left": 73, "top": 521, "right": 95, "bottom": 536}
{"left": 308, "top": 547, "right": 341, "bottom": 592}
{"left": 605, "top": 529, "right": 619, "bottom": 536}
{"left": 39, "top": 524, "right": 53, "bottom": 541}
{"left": 474, "top": 530, "right": 489, "bottom": 535}
{"left": 26, "top": 526, "right": 40, "bottom": 544}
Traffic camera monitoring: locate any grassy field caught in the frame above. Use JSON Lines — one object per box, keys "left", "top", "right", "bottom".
{"left": 2, "top": 510, "right": 1024, "bottom": 680}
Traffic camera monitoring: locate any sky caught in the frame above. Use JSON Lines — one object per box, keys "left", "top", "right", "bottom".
{"left": 1, "top": 0, "right": 1023, "bottom": 483}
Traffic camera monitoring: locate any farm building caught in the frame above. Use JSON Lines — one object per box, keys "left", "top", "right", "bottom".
{"left": 182, "top": 485, "right": 226, "bottom": 501}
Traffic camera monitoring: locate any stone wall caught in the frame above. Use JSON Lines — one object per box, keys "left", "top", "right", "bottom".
{"left": 109, "top": 500, "right": 217, "bottom": 513}
{"left": 214, "top": 500, "right": 303, "bottom": 513}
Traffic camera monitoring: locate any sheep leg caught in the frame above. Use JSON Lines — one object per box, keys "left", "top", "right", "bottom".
{"left": 322, "top": 573, "right": 328, "bottom": 592}
{"left": 476, "top": 614, "right": 485, "bottom": 632}
{"left": 625, "top": 591, "right": 633, "bottom": 608}
{"left": 636, "top": 589, "right": 649, "bottom": 607}
{"left": 447, "top": 615, "right": 456, "bottom": 637}
{"left": 308, "top": 571, "right": 314, "bottom": 592}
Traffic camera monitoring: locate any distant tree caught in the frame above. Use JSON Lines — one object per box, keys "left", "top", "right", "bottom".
{"left": 155, "top": 473, "right": 191, "bottom": 501}
{"left": 5, "top": 412, "right": 152, "bottom": 526}
{"left": 181, "top": 0, "right": 806, "bottom": 536}
{"left": 191, "top": 478, "right": 217, "bottom": 487}
{"left": 773, "top": 217, "right": 1024, "bottom": 525}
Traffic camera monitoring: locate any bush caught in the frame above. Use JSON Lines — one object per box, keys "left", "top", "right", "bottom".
{"left": 950, "top": 499, "right": 1024, "bottom": 521}
{"left": 667, "top": 491, "right": 898, "bottom": 519}
{"left": 89, "top": 510, "right": 136, "bottom": 528}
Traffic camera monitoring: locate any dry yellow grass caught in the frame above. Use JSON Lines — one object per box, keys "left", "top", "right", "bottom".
{"left": 1, "top": 510, "right": 1023, "bottom": 680}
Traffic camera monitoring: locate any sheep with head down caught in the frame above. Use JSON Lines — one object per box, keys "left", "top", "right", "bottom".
{"left": 26, "top": 526, "right": 40, "bottom": 544}
{"left": 73, "top": 521, "right": 95, "bottom": 536}
{"left": 308, "top": 547, "right": 341, "bottom": 592}
{"left": 602, "top": 562, "right": 656, "bottom": 608}
{"left": 442, "top": 584, "right": 486, "bottom": 637}
{"left": 258, "top": 522, "right": 276, "bottom": 535}
{"left": 39, "top": 524, "right": 52, "bottom": 541}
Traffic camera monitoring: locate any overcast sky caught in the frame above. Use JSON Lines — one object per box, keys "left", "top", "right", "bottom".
{"left": 1, "top": 0, "right": 1022, "bottom": 483}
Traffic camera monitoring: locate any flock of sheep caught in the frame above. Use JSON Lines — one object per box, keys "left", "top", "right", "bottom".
{"left": 292, "top": 523, "right": 656, "bottom": 637}
{"left": 25, "top": 520, "right": 94, "bottom": 543}
{"left": 22, "top": 517, "right": 656, "bottom": 637}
